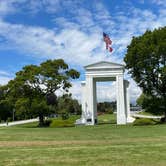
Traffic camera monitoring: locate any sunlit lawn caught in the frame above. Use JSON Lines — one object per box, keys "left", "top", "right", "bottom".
{"left": 0, "top": 114, "right": 166, "bottom": 166}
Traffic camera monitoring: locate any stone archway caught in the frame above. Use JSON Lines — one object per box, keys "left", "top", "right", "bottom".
{"left": 76, "top": 61, "right": 135, "bottom": 125}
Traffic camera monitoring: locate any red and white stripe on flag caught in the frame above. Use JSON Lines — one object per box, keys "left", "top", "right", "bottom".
{"left": 103, "top": 32, "right": 113, "bottom": 53}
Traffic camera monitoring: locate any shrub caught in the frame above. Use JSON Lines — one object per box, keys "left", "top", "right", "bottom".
{"left": 7, "top": 117, "right": 12, "bottom": 122}
{"left": 37, "top": 119, "right": 52, "bottom": 127}
{"left": 61, "top": 112, "right": 69, "bottom": 120}
{"left": 106, "top": 109, "right": 113, "bottom": 114}
{"left": 50, "top": 119, "right": 74, "bottom": 128}
{"left": 44, "top": 119, "right": 52, "bottom": 126}
{"left": 97, "top": 112, "right": 104, "bottom": 116}
{"left": 133, "top": 118, "right": 157, "bottom": 126}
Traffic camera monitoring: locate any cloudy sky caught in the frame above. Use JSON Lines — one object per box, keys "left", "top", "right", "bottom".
{"left": 0, "top": 0, "right": 165, "bottom": 103}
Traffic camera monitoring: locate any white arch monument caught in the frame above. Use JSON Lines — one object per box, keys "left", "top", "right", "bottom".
{"left": 76, "top": 61, "right": 135, "bottom": 125}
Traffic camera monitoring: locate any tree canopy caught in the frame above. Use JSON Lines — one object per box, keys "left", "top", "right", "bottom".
{"left": 0, "top": 59, "right": 80, "bottom": 126}
{"left": 124, "top": 26, "right": 166, "bottom": 120}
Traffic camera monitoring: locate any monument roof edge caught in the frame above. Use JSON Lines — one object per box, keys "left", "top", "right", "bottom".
{"left": 84, "top": 61, "right": 125, "bottom": 69}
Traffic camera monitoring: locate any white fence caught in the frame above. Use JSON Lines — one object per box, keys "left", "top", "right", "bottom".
{"left": 0, "top": 118, "right": 39, "bottom": 127}
{"left": 132, "top": 114, "right": 163, "bottom": 119}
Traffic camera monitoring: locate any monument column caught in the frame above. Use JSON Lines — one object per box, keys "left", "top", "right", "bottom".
{"left": 124, "top": 80, "right": 130, "bottom": 120}
{"left": 116, "top": 75, "right": 126, "bottom": 124}
{"left": 93, "top": 79, "right": 97, "bottom": 124}
{"left": 81, "top": 81, "right": 86, "bottom": 122}
{"left": 124, "top": 80, "right": 135, "bottom": 123}
{"left": 86, "top": 75, "right": 95, "bottom": 125}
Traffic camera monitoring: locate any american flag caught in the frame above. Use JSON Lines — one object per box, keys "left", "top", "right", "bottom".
{"left": 103, "top": 32, "right": 113, "bottom": 52}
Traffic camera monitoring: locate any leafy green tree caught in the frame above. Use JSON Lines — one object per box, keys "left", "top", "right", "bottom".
{"left": 15, "top": 98, "right": 32, "bottom": 120}
{"left": 57, "top": 94, "right": 81, "bottom": 119}
{"left": 136, "top": 93, "right": 147, "bottom": 107}
{"left": 0, "top": 85, "right": 13, "bottom": 122}
{"left": 124, "top": 27, "right": 166, "bottom": 120}
{"left": 0, "top": 100, "right": 12, "bottom": 122}
{"left": 3, "top": 59, "right": 80, "bottom": 126}
{"left": 137, "top": 93, "right": 164, "bottom": 115}
{"left": 97, "top": 101, "right": 116, "bottom": 113}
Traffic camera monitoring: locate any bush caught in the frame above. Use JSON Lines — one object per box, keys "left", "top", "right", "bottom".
{"left": 50, "top": 119, "right": 74, "bottom": 128}
{"left": 7, "top": 117, "right": 12, "bottom": 122}
{"left": 44, "top": 119, "right": 52, "bottom": 126}
{"left": 61, "top": 112, "right": 69, "bottom": 120}
{"left": 159, "top": 117, "right": 166, "bottom": 124}
{"left": 106, "top": 109, "right": 113, "bottom": 114}
{"left": 133, "top": 118, "right": 157, "bottom": 126}
{"left": 37, "top": 119, "right": 52, "bottom": 127}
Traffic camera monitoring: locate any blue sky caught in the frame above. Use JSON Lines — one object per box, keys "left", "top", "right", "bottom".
{"left": 0, "top": 0, "right": 165, "bottom": 102}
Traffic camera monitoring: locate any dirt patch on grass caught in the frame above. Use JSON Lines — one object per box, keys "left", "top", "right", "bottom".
{"left": 0, "top": 140, "right": 105, "bottom": 147}
{"left": 0, "top": 137, "right": 166, "bottom": 147}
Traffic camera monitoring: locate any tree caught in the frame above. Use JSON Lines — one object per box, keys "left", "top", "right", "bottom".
{"left": 0, "top": 85, "right": 13, "bottom": 122}
{"left": 136, "top": 93, "right": 147, "bottom": 107}
{"left": 97, "top": 101, "right": 116, "bottom": 113}
{"left": 137, "top": 93, "right": 164, "bottom": 115}
{"left": 4, "top": 59, "right": 80, "bottom": 126}
{"left": 57, "top": 94, "right": 81, "bottom": 119}
{"left": 124, "top": 27, "right": 166, "bottom": 120}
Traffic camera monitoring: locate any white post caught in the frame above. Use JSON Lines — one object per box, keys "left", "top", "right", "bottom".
{"left": 86, "top": 75, "right": 95, "bottom": 125}
{"left": 124, "top": 80, "right": 129, "bottom": 118}
{"left": 93, "top": 80, "right": 97, "bottom": 124}
{"left": 116, "top": 75, "right": 126, "bottom": 124}
{"left": 81, "top": 81, "right": 86, "bottom": 123}
{"left": 125, "top": 81, "right": 135, "bottom": 123}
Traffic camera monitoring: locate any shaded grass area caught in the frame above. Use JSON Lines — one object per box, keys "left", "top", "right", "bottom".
{"left": 133, "top": 118, "right": 160, "bottom": 125}
{"left": 0, "top": 123, "right": 166, "bottom": 166}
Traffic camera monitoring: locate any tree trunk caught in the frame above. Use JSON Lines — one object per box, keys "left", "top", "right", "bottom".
{"left": 160, "top": 99, "right": 166, "bottom": 123}
{"left": 160, "top": 112, "right": 166, "bottom": 123}
{"left": 164, "top": 97, "right": 166, "bottom": 122}
{"left": 164, "top": 111, "right": 166, "bottom": 122}
{"left": 39, "top": 115, "right": 44, "bottom": 127}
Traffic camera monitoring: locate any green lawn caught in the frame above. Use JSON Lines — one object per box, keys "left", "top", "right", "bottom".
{"left": 98, "top": 113, "right": 116, "bottom": 124}
{"left": 0, "top": 116, "right": 166, "bottom": 166}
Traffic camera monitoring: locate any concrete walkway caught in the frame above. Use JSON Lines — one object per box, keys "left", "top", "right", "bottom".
{"left": 132, "top": 114, "right": 163, "bottom": 119}
{"left": 0, "top": 118, "right": 39, "bottom": 127}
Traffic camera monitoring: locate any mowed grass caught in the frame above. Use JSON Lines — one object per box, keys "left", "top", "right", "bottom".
{"left": 0, "top": 115, "right": 166, "bottom": 166}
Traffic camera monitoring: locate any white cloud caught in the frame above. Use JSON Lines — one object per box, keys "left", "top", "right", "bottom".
{"left": 0, "top": 70, "right": 10, "bottom": 76}
{"left": 152, "top": 0, "right": 166, "bottom": 7}
{"left": 69, "top": 80, "right": 141, "bottom": 104}
{"left": 128, "top": 79, "right": 142, "bottom": 103}
{"left": 0, "top": 70, "right": 12, "bottom": 85}
{"left": 0, "top": 0, "right": 164, "bottom": 102}
{"left": 0, "top": 76, "right": 11, "bottom": 85}
{"left": 96, "top": 82, "right": 116, "bottom": 102}
{"left": 1, "top": 1, "right": 165, "bottom": 65}
{"left": 0, "top": 0, "right": 15, "bottom": 16}
{"left": 69, "top": 81, "right": 82, "bottom": 102}
{"left": 0, "top": 19, "right": 122, "bottom": 66}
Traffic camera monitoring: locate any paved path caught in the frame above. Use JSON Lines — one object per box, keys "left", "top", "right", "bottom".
{"left": 0, "top": 118, "right": 39, "bottom": 127}
{"left": 132, "top": 114, "right": 163, "bottom": 119}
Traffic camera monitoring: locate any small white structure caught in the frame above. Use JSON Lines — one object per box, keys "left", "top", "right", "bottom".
{"left": 76, "top": 61, "right": 135, "bottom": 125}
